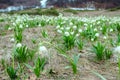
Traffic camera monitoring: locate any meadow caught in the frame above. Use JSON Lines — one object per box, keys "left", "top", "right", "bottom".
{"left": 0, "top": 9, "right": 120, "bottom": 80}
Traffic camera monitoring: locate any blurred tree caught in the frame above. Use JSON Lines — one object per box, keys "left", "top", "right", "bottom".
{"left": 0, "top": 0, "right": 13, "bottom": 5}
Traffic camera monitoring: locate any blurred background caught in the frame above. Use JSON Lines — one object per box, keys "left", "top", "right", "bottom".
{"left": 0, "top": 0, "right": 120, "bottom": 12}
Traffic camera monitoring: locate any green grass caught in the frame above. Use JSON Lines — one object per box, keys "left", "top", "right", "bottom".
{"left": 7, "top": 8, "right": 59, "bottom": 16}
{"left": 108, "top": 6, "right": 120, "bottom": 11}
{"left": 25, "top": 57, "right": 47, "bottom": 77}
{"left": 0, "top": 18, "right": 4, "bottom": 22}
{"left": 92, "top": 71, "right": 107, "bottom": 80}
{"left": 14, "top": 45, "right": 35, "bottom": 63}
{"left": 76, "top": 39, "right": 84, "bottom": 50}
{"left": 39, "top": 8, "right": 59, "bottom": 16}
{"left": 63, "top": 35, "right": 76, "bottom": 50}
{"left": 63, "top": 9, "right": 78, "bottom": 14}
{"left": 6, "top": 66, "right": 18, "bottom": 80}
{"left": 0, "top": 31, "right": 6, "bottom": 36}
{"left": 92, "top": 42, "right": 112, "bottom": 60}
{"left": 14, "top": 26, "right": 23, "bottom": 43}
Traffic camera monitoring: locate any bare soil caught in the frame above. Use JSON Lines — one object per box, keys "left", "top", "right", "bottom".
{"left": 63, "top": 10, "right": 120, "bottom": 17}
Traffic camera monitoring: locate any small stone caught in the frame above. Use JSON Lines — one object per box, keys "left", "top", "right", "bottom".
{"left": 112, "top": 46, "right": 120, "bottom": 63}
{"left": 38, "top": 46, "right": 49, "bottom": 58}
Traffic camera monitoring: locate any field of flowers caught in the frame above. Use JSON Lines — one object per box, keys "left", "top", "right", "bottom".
{"left": 0, "top": 13, "right": 120, "bottom": 80}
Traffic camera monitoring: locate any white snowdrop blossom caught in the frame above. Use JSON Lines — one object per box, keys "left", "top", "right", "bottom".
{"left": 16, "top": 43, "right": 22, "bottom": 48}
{"left": 70, "top": 22, "right": 73, "bottom": 26}
{"left": 103, "top": 36, "right": 107, "bottom": 39}
{"left": 39, "top": 46, "right": 47, "bottom": 53}
{"left": 95, "top": 33, "right": 99, "bottom": 37}
{"left": 60, "top": 27, "right": 64, "bottom": 30}
{"left": 91, "top": 38, "right": 94, "bottom": 41}
{"left": 110, "top": 28, "right": 113, "bottom": 32}
{"left": 10, "top": 38, "right": 15, "bottom": 42}
{"left": 8, "top": 27, "right": 12, "bottom": 30}
{"left": 56, "top": 25, "right": 60, "bottom": 29}
{"left": 76, "top": 34, "right": 79, "bottom": 37}
{"left": 73, "top": 26, "right": 77, "bottom": 29}
{"left": 100, "top": 28, "right": 102, "bottom": 30}
{"left": 57, "top": 29, "right": 62, "bottom": 33}
{"left": 66, "top": 27, "right": 70, "bottom": 30}
{"left": 97, "top": 21, "right": 100, "bottom": 24}
{"left": 38, "top": 24, "right": 41, "bottom": 26}
{"left": 90, "top": 25, "right": 92, "bottom": 28}
{"left": 19, "top": 25, "right": 23, "bottom": 28}
{"left": 70, "top": 31, "right": 74, "bottom": 35}
{"left": 26, "top": 25, "right": 28, "bottom": 28}
{"left": 13, "top": 23, "right": 16, "bottom": 26}
{"left": 78, "top": 29, "right": 82, "bottom": 33}
{"left": 84, "top": 23, "right": 88, "bottom": 26}
{"left": 64, "top": 32, "right": 70, "bottom": 36}
{"left": 94, "top": 28, "right": 97, "bottom": 31}
{"left": 46, "top": 19, "right": 49, "bottom": 22}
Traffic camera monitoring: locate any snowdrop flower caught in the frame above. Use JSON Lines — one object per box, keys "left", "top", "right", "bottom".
{"left": 10, "top": 38, "right": 15, "bottom": 43}
{"left": 26, "top": 25, "right": 28, "bottom": 28}
{"left": 84, "top": 23, "right": 88, "bottom": 26}
{"left": 76, "top": 34, "right": 79, "bottom": 37}
{"left": 16, "top": 43, "right": 22, "bottom": 48}
{"left": 38, "top": 24, "right": 41, "bottom": 26}
{"left": 8, "top": 27, "right": 12, "bottom": 30}
{"left": 60, "top": 27, "right": 64, "bottom": 30}
{"left": 13, "top": 23, "right": 16, "bottom": 26}
{"left": 110, "top": 28, "right": 113, "bottom": 32}
{"left": 90, "top": 25, "right": 92, "bottom": 28}
{"left": 46, "top": 19, "right": 49, "bottom": 22}
{"left": 19, "top": 25, "right": 23, "bottom": 28}
{"left": 70, "top": 31, "right": 74, "bottom": 35}
{"left": 66, "top": 27, "right": 70, "bottom": 30}
{"left": 100, "top": 28, "right": 102, "bottom": 30}
{"left": 97, "top": 21, "right": 100, "bottom": 24}
{"left": 57, "top": 29, "right": 62, "bottom": 33}
{"left": 64, "top": 32, "right": 70, "bottom": 36}
{"left": 73, "top": 26, "right": 77, "bottom": 29}
{"left": 59, "top": 13, "right": 63, "bottom": 16}
{"left": 94, "top": 28, "right": 97, "bottom": 31}
{"left": 95, "top": 33, "right": 99, "bottom": 37}
{"left": 56, "top": 25, "right": 60, "bottom": 29}
{"left": 103, "top": 36, "right": 107, "bottom": 39}
{"left": 70, "top": 22, "right": 73, "bottom": 26}
{"left": 78, "top": 29, "right": 82, "bottom": 33}
{"left": 91, "top": 38, "right": 94, "bottom": 41}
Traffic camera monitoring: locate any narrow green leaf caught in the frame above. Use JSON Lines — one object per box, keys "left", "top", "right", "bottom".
{"left": 24, "top": 63, "right": 33, "bottom": 71}
{"left": 92, "top": 71, "right": 107, "bottom": 80}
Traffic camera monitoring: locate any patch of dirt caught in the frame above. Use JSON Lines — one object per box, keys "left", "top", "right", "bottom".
{"left": 63, "top": 10, "right": 120, "bottom": 17}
